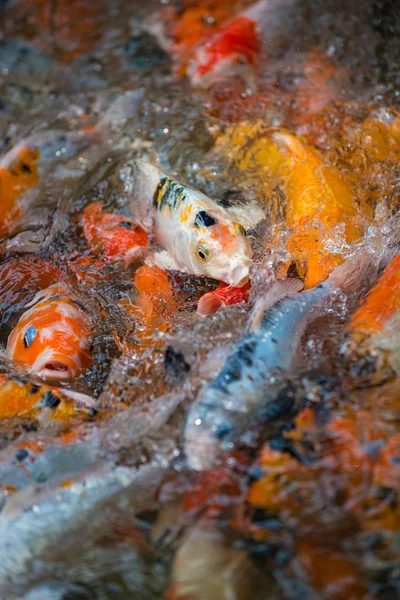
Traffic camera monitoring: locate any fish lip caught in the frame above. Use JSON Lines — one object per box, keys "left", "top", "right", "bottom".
{"left": 32, "top": 359, "right": 76, "bottom": 381}
{"left": 197, "top": 294, "right": 225, "bottom": 317}
{"left": 227, "top": 263, "right": 251, "bottom": 287}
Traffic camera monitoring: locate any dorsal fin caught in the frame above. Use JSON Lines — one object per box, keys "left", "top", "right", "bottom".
{"left": 249, "top": 279, "right": 303, "bottom": 333}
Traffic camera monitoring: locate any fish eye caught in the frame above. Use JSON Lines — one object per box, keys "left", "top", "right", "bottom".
{"left": 23, "top": 326, "right": 37, "bottom": 349}
{"left": 196, "top": 244, "right": 210, "bottom": 261}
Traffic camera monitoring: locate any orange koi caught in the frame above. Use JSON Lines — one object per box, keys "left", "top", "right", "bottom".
{"left": 348, "top": 254, "right": 400, "bottom": 336}
{"left": 0, "top": 148, "right": 40, "bottom": 238}
{"left": 272, "top": 129, "right": 373, "bottom": 288}
{"left": 196, "top": 281, "right": 251, "bottom": 316}
{"left": 81, "top": 202, "right": 148, "bottom": 265}
{"left": 7, "top": 284, "right": 93, "bottom": 381}
{"left": 118, "top": 265, "right": 177, "bottom": 349}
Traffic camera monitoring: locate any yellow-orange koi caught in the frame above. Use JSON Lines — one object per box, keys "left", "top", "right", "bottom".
{"left": 271, "top": 130, "right": 372, "bottom": 288}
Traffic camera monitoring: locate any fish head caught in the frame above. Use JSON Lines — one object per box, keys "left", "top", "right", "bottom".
{"left": 7, "top": 285, "right": 93, "bottom": 381}
{"left": 82, "top": 202, "right": 148, "bottom": 264}
{"left": 189, "top": 207, "right": 252, "bottom": 285}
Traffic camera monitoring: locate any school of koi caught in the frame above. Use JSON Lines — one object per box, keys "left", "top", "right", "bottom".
{"left": 0, "top": 0, "right": 399, "bottom": 598}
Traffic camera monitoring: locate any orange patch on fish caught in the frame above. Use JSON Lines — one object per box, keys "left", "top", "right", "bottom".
{"left": 348, "top": 254, "right": 400, "bottom": 335}
{"left": 0, "top": 147, "right": 40, "bottom": 237}
{"left": 192, "top": 15, "right": 260, "bottom": 83}
{"left": 7, "top": 284, "right": 93, "bottom": 381}
{"left": 165, "top": 0, "right": 242, "bottom": 76}
{"left": 81, "top": 202, "right": 148, "bottom": 264}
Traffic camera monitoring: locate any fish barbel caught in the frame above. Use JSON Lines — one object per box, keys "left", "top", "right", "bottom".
{"left": 185, "top": 254, "right": 375, "bottom": 470}
{"left": 6, "top": 283, "right": 93, "bottom": 381}
{"left": 135, "top": 162, "right": 254, "bottom": 286}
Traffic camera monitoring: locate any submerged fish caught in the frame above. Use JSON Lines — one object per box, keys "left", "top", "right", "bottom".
{"left": 272, "top": 129, "right": 373, "bottom": 288}
{"left": 187, "top": 0, "right": 297, "bottom": 87}
{"left": 0, "top": 127, "right": 100, "bottom": 238}
{"left": 185, "top": 256, "right": 373, "bottom": 470}
{"left": 81, "top": 201, "right": 148, "bottom": 264}
{"left": 0, "top": 461, "right": 166, "bottom": 599}
{"left": 136, "top": 162, "right": 254, "bottom": 286}
{"left": 347, "top": 254, "right": 400, "bottom": 375}
{"left": 6, "top": 283, "right": 93, "bottom": 381}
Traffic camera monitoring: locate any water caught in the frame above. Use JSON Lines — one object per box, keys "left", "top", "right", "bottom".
{"left": 0, "top": 0, "right": 399, "bottom": 598}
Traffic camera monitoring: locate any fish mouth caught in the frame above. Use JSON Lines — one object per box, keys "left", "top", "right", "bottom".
{"left": 227, "top": 262, "right": 251, "bottom": 287}
{"left": 33, "top": 359, "right": 76, "bottom": 381}
{"left": 197, "top": 294, "right": 225, "bottom": 317}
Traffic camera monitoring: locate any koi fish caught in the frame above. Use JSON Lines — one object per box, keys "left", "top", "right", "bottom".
{"left": 0, "top": 90, "right": 143, "bottom": 238}
{"left": 0, "top": 375, "right": 93, "bottom": 422}
{"left": 0, "top": 461, "right": 165, "bottom": 599}
{"left": 6, "top": 283, "right": 93, "bottom": 381}
{"left": 347, "top": 254, "right": 400, "bottom": 375}
{"left": 81, "top": 201, "right": 148, "bottom": 264}
{"left": 187, "top": 0, "right": 297, "bottom": 87}
{"left": 197, "top": 281, "right": 251, "bottom": 317}
{"left": 0, "top": 128, "right": 100, "bottom": 238}
{"left": 187, "top": 0, "right": 263, "bottom": 87}
{"left": 136, "top": 162, "right": 254, "bottom": 286}
{"left": 185, "top": 255, "right": 374, "bottom": 470}
{"left": 118, "top": 264, "right": 177, "bottom": 350}
{"left": 348, "top": 254, "right": 400, "bottom": 336}
{"left": 271, "top": 129, "right": 373, "bottom": 288}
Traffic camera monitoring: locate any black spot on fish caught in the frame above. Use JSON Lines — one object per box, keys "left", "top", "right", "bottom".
{"left": 88, "top": 408, "right": 98, "bottom": 418}
{"left": 15, "top": 448, "right": 29, "bottom": 461}
{"left": 42, "top": 391, "right": 61, "bottom": 408}
{"left": 153, "top": 177, "right": 168, "bottom": 209}
{"left": 20, "top": 162, "right": 31, "bottom": 174}
{"left": 29, "top": 384, "right": 40, "bottom": 395}
{"left": 154, "top": 177, "right": 186, "bottom": 212}
{"left": 194, "top": 210, "right": 217, "bottom": 228}
{"left": 237, "top": 339, "right": 257, "bottom": 368}
{"left": 164, "top": 345, "right": 190, "bottom": 382}
{"left": 271, "top": 338, "right": 277, "bottom": 344}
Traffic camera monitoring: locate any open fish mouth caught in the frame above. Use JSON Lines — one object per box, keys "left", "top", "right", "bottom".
{"left": 32, "top": 359, "right": 76, "bottom": 381}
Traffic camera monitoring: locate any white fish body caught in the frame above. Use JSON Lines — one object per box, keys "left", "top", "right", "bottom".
{"left": 135, "top": 162, "right": 254, "bottom": 286}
